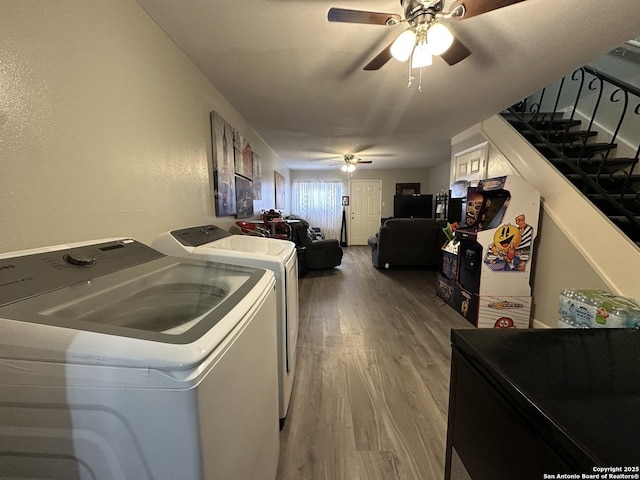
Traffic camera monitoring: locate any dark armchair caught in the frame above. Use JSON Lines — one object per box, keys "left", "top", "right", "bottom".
{"left": 289, "top": 221, "right": 343, "bottom": 270}
{"left": 285, "top": 214, "right": 324, "bottom": 240}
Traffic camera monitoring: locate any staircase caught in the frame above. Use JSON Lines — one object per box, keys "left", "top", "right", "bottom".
{"left": 501, "top": 65, "right": 640, "bottom": 247}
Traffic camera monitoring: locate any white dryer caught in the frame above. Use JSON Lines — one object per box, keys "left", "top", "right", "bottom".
{"left": 0, "top": 238, "right": 279, "bottom": 480}
{"left": 153, "top": 225, "right": 299, "bottom": 423}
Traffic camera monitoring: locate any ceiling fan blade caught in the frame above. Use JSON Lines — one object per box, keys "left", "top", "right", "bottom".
{"left": 450, "top": 0, "right": 526, "bottom": 20}
{"left": 363, "top": 43, "right": 393, "bottom": 71}
{"left": 356, "top": 160, "right": 373, "bottom": 164}
{"left": 328, "top": 8, "right": 401, "bottom": 26}
{"left": 440, "top": 38, "right": 471, "bottom": 66}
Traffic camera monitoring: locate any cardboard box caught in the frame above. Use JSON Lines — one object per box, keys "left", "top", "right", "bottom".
{"left": 476, "top": 295, "right": 532, "bottom": 329}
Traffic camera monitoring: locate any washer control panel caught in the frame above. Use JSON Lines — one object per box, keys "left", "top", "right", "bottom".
{"left": 63, "top": 250, "right": 97, "bottom": 266}
{"left": 170, "top": 225, "right": 231, "bottom": 247}
{"left": 0, "top": 239, "right": 164, "bottom": 306}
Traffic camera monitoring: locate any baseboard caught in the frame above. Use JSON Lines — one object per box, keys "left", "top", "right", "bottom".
{"left": 532, "top": 318, "right": 552, "bottom": 329}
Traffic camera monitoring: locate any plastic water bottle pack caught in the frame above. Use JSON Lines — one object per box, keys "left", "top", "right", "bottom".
{"left": 558, "top": 289, "right": 640, "bottom": 328}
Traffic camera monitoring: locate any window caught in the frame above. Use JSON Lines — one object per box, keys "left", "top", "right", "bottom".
{"left": 291, "top": 181, "right": 343, "bottom": 239}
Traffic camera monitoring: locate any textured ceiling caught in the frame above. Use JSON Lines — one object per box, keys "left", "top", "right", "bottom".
{"left": 136, "top": 0, "right": 640, "bottom": 170}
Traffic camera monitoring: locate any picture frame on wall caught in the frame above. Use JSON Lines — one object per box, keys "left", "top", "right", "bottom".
{"left": 233, "top": 130, "right": 253, "bottom": 180}
{"left": 252, "top": 152, "right": 262, "bottom": 200}
{"left": 274, "top": 171, "right": 285, "bottom": 210}
{"left": 396, "top": 183, "right": 421, "bottom": 195}
{"left": 210, "top": 112, "right": 237, "bottom": 216}
{"left": 235, "top": 175, "right": 254, "bottom": 219}
{"left": 454, "top": 141, "right": 488, "bottom": 183}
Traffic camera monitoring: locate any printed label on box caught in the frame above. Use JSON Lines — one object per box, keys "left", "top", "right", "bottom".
{"left": 477, "top": 295, "right": 532, "bottom": 329}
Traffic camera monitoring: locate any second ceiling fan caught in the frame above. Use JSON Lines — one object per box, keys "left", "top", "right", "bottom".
{"left": 341, "top": 154, "right": 372, "bottom": 172}
{"left": 328, "top": 0, "right": 527, "bottom": 71}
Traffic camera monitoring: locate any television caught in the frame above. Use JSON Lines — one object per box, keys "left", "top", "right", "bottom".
{"left": 393, "top": 194, "right": 434, "bottom": 219}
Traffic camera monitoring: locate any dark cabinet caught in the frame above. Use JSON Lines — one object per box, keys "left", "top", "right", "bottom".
{"left": 445, "top": 328, "right": 640, "bottom": 479}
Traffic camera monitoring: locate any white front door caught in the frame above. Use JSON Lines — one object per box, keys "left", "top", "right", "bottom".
{"left": 348, "top": 180, "right": 381, "bottom": 245}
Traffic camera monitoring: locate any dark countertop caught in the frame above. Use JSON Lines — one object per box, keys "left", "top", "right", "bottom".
{"left": 451, "top": 328, "right": 640, "bottom": 467}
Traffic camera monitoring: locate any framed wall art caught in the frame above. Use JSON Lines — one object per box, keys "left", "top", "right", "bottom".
{"left": 235, "top": 175, "right": 254, "bottom": 219}
{"left": 274, "top": 171, "right": 285, "bottom": 210}
{"left": 234, "top": 130, "right": 253, "bottom": 180}
{"left": 210, "top": 112, "right": 236, "bottom": 216}
{"left": 396, "top": 183, "right": 421, "bottom": 195}
{"left": 454, "top": 141, "right": 488, "bottom": 184}
{"left": 252, "top": 152, "right": 262, "bottom": 200}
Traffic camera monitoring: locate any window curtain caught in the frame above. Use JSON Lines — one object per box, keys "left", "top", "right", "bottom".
{"left": 292, "top": 181, "right": 343, "bottom": 239}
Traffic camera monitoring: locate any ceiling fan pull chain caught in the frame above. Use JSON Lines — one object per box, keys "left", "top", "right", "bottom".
{"left": 407, "top": 59, "right": 414, "bottom": 88}
{"left": 418, "top": 67, "right": 423, "bottom": 93}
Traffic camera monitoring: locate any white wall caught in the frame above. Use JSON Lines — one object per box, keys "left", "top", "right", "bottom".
{"left": 0, "top": 0, "right": 289, "bottom": 253}
{"left": 291, "top": 166, "right": 449, "bottom": 219}
{"left": 425, "top": 161, "right": 452, "bottom": 194}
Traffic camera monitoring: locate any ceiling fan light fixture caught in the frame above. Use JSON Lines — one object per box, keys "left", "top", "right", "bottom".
{"left": 448, "top": 3, "right": 466, "bottom": 19}
{"left": 411, "top": 42, "right": 432, "bottom": 68}
{"left": 390, "top": 28, "right": 416, "bottom": 62}
{"left": 426, "top": 23, "right": 454, "bottom": 55}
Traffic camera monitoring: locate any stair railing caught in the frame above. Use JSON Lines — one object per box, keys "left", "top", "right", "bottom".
{"left": 505, "top": 65, "right": 640, "bottom": 244}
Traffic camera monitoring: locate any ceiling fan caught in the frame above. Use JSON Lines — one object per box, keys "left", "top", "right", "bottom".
{"left": 328, "top": 0, "right": 527, "bottom": 71}
{"left": 341, "top": 154, "right": 372, "bottom": 172}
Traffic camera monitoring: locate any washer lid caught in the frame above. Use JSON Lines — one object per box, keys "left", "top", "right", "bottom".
{"left": 0, "top": 254, "right": 272, "bottom": 368}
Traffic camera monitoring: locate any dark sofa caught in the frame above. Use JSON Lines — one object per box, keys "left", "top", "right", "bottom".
{"left": 367, "top": 218, "right": 447, "bottom": 269}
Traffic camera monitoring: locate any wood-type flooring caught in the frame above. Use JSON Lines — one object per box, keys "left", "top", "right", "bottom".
{"left": 276, "top": 246, "right": 473, "bottom": 480}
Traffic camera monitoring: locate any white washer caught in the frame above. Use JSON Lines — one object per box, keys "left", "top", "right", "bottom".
{"left": 0, "top": 238, "right": 279, "bottom": 480}
{"left": 153, "top": 225, "right": 299, "bottom": 423}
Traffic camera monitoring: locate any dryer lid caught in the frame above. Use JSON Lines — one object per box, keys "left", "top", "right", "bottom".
{"left": 169, "top": 224, "right": 231, "bottom": 247}
{"left": 202, "top": 234, "right": 295, "bottom": 259}
{"left": 165, "top": 225, "right": 295, "bottom": 259}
